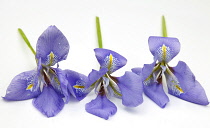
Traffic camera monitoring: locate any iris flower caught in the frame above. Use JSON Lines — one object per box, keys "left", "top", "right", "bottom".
{"left": 132, "top": 36, "right": 209, "bottom": 108}
{"left": 84, "top": 17, "right": 143, "bottom": 120}
{"left": 3, "top": 26, "right": 83, "bottom": 117}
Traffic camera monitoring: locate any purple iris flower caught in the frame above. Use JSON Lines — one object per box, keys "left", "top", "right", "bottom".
{"left": 3, "top": 26, "right": 83, "bottom": 117}
{"left": 85, "top": 48, "right": 143, "bottom": 120}
{"left": 132, "top": 36, "right": 209, "bottom": 108}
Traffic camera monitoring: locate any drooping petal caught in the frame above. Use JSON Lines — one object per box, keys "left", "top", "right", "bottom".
{"left": 141, "top": 61, "right": 156, "bottom": 81}
{"left": 148, "top": 36, "right": 180, "bottom": 62}
{"left": 36, "top": 26, "right": 70, "bottom": 66}
{"left": 87, "top": 68, "right": 108, "bottom": 89}
{"left": 33, "top": 86, "right": 64, "bottom": 117}
{"left": 64, "top": 69, "right": 88, "bottom": 101}
{"left": 3, "top": 70, "right": 40, "bottom": 101}
{"left": 52, "top": 68, "right": 69, "bottom": 103}
{"left": 131, "top": 67, "right": 142, "bottom": 76}
{"left": 144, "top": 82, "right": 169, "bottom": 108}
{"left": 169, "top": 61, "right": 209, "bottom": 105}
{"left": 85, "top": 95, "right": 117, "bottom": 120}
{"left": 116, "top": 71, "right": 143, "bottom": 107}
{"left": 94, "top": 48, "right": 127, "bottom": 74}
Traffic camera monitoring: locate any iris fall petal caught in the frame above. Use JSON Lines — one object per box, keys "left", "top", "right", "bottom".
{"left": 3, "top": 70, "right": 40, "bottom": 101}
{"left": 85, "top": 95, "right": 117, "bottom": 120}
{"left": 33, "top": 86, "right": 64, "bottom": 117}
{"left": 117, "top": 71, "right": 143, "bottom": 107}
{"left": 170, "top": 61, "right": 209, "bottom": 105}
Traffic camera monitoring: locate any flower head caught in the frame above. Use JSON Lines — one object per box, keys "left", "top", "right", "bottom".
{"left": 132, "top": 36, "right": 209, "bottom": 108}
{"left": 3, "top": 26, "right": 85, "bottom": 117}
{"left": 85, "top": 48, "right": 143, "bottom": 120}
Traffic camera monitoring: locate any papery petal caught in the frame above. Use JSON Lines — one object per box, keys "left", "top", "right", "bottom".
{"left": 85, "top": 95, "right": 117, "bottom": 120}
{"left": 144, "top": 82, "right": 169, "bottom": 108}
{"left": 148, "top": 36, "right": 180, "bottom": 62}
{"left": 33, "top": 86, "right": 64, "bottom": 117}
{"left": 87, "top": 68, "right": 108, "bottom": 87}
{"left": 131, "top": 67, "right": 142, "bottom": 76}
{"left": 94, "top": 48, "right": 127, "bottom": 73}
{"left": 3, "top": 70, "right": 40, "bottom": 101}
{"left": 53, "top": 68, "right": 69, "bottom": 103}
{"left": 141, "top": 61, "right": 156, "bottom": 81}
{"left": 117, "top": 71, "right": 143, "bottom": 107}
{"left": 36, "top": 26, "right": 69, "bottom": 66}
{"left": 64, "top": 69, "right": 88, "bottom": 101}
{"left": 169, "top": 61, "right": 209, "bottom": 105}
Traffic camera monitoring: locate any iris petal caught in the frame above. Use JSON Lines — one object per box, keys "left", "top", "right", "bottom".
{"left": 170, "top": 61, "right": 209, "bottom": 105}
{"left": 144, "top": 82, "right": 169, "bottom": 108}
{"left": 85, "top": 95, "right": 117, "bottom": 120}
{"left": 52, "top": 68, "right": 69, "bottom": 103}
{"left": 117, "top": 71, "right": 143, "bottom": 107}
{"left": 94, "top": 48, "right": 127, "bottom": 73}
{"left": 64, "top": 69, "right": 88, "bottom": 101}
{"left": 33, "top": 86, "right": 64, "bottom": 117}
{"left": 3, "top": 70, "right": 40, "bottom": 101}
{"left": 87, "top": 68, "right": 108, "bottom": 88}
{"left": 148, "top": 36, "right": 180, "bottom": 62}
{"left": 36, "top": 26, "right": 69, "bottom": 66}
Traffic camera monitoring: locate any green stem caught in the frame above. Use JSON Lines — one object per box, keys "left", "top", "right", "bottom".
{"left": 18, "top": 28, "right": 36, "bottom": 55}
{"left": 162, "top": 16, "right": 168, "bottom": 37}
{"left": 96, "top": 16, "right": 103, "bottom": 48}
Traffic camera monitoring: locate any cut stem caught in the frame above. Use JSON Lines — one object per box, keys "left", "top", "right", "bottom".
{"left": 96, "top": 16, "right": 103, "bottom": 48}
{"left": 162, "top": 16, "right": 168, "bottom": 37}
{"left": 18, "top": 28, "right": 36, "bottom": 55}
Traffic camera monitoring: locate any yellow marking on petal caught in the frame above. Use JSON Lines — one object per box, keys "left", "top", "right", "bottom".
{"left": 108, "top": 54, "right": 113, "bottom": 70}
{"left": 73, "top": 85, "right": 85, "bottom": 89}
{"left": 54, "top": 77, "right": 60, "bottom": 85}
{"left": 162, "top": 44, "right": 167, "bottom": 61}
{"left": 26, "top": 84, "right": 34, "bottom": 90}
{"left": 49, "top": 52, "right": 55, "bottom": 66}
{"left": 175, "top": 85, "right": 184, "bottom": 93}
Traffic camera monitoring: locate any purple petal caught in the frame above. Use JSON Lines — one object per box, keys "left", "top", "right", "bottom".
{"left": 87, "top": 68, "right": 108, "bottom": 87}
{"left": 64, "top": 69, "right": 88, "bottom": 101}
{"left": 85, "top": 95, "right": 117, "bottom": 120}
{"left": 94, "top": 48, "right": 127, "bottom": 73}
{"left": 170, "top": 61, "right": 209, "bottom": 105}
{"left": 142, "top": 61, "right": 156, "bottom": 80}
{"left": 3, "top": 70, "right": 40, "bottom": 101}
{"left": 148, "top": 36, "right": 180, "bottom": 62}
{"left": 53, "top": 68, "right": 69, "bottom": 103}
{"left": 36, "top": 26, "right": 69, "bottom": 66}
{"left": 144, "top": 82, "right": 169, "bottom": 108}
{"left": 33, "top": 86, "right": 64, "bottom": 117}
{"left": 117, "top": 71, "right": 143, "bottom": 107}
{"left": 131, "top": 67, "right": 142, "bottom": 76}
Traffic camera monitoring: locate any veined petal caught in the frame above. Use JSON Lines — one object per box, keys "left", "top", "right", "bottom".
{"left": 87, "top": 68, "right": 108, "bottom": 89}
{"left": 3, "top": 70, "right": 40, "bottom": 101}
{"left": 36, "top": 26, "right": 69, "bottom": 66}
{"left": 131, "top": 67, "right": 142, "bottom": 76}
{"left": 170, "top": 61, "right": 209, "bottom": 105}
{"left": 144, "top": 82, "right": 169, "bottom": 108}
{"left": 141, "top": 61, "right": 156, "bottom": 81}
{"left": 52, "top": 68, "right": 69, "bottom": 103}
{"left": 64, "top": 69, "right": 88, "bottom": 101}
{"left": 148, "top": 36, "right": 180, "bottom": 62}
{"left": 33, "top": 86, "right": 64, "bottom": 117}
{"left": 117, "top": 71, "right": 143, "bottom": 107}
{"left": 94, "top": 48, "right": 127, "bottom": 74}
{"left": 85, "top": 95, "right": 117, "bottom": 120}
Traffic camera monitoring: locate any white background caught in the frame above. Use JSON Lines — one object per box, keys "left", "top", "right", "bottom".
{"left": 0, "top": 0, "right": 210, "bottom": 127}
